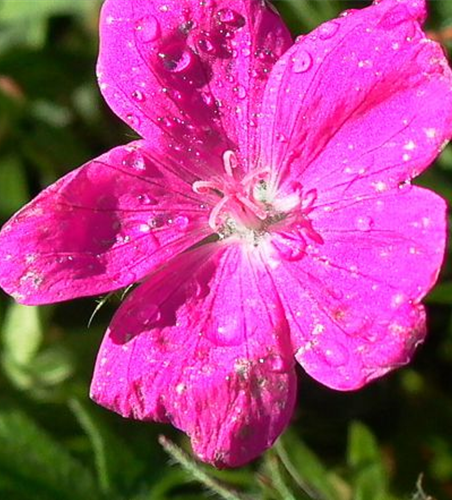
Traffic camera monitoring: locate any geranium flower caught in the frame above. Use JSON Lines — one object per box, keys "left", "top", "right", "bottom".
{"left": 0, "top": 0, "right": 451, "bottom": 467}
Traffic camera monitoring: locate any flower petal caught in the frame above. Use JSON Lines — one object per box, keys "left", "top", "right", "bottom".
{"left": 98, "top": 0, "right": 292, "bottom": 173}
{"left": 91, "top": 244, "right": 297, "bottom": 467}
{"left": 0, "top": 142, "right": 210, "bottom": 305}
{"left": 260, "top": 0, "right": 452, "bottom": 197}
{"left": 270, "top": 187, "right": 446, "bottom": 390}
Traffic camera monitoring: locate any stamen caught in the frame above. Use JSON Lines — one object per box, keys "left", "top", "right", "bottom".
{"left": 236, "top": 193, "right": 268, "bottom": 220}
{"left": 208, "top": 196, "right": 230, "bottom": 230}
{"left": 241, "top": 166, "right": 270, "bottom": 189}
{"left": 222, "top": 150, "right": 238, "bottom": 177}
{"left": 192, "top": 180, "right": 220, "bottom": 194}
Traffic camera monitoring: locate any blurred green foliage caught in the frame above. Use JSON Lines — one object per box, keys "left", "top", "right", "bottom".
{"left": 0, "top": 0, "right": 451, "bottom": 499}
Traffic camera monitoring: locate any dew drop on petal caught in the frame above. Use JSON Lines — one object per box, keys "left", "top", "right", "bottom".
{"left": 135, "top": 15, "right": 161, "bottom": 42}
{"left": 292, "top": 50, "right": 313, "bottom": 73}
{"left": 234, "top": 85, "right": 247, "bottom": 99}
{"left": 137, "top": 193, "right": 158, "bottom": 206}
{"left": 138, "top": 303, "right": 161, "bottom": 326}
{"left": 272, "top": 233, "right": 307, "bottom": 262}
{"left": 217, "top": 8, "right": 245, "bottom": 27}
{"left": 198, "top": 37, "right": 215, "bottom": 54}
{"left": 355, "top": 215, "right": 374, "bottom": 232}
{"left": 172, "top": 215, "right": 190, "bottom": 232}
{"left": 318, "top": 340, "right": 349, "bottom": 368}
{"left": 125, "top": 113, "right": 140, "bottom": 128}
{"left": 162, "top": 50, "right": 194, "bottom": 73}
{"left": 131, "top": 90, "right": 145, "bottom": 102}
{"left": 266, "top": 354, "right": 289, "bottom": 373}
{"left": 122, "top": 149, "right": 146, "bottom": 171}
{"left": 318, "top": 21, "right": 339, "bottom": 40}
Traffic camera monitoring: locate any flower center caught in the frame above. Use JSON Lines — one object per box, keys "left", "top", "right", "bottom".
{"left": 192, "top": 150, "right": 321, "bottom": 251}
{"left": 193, "top": 151, "right": 276, "bottom": 236}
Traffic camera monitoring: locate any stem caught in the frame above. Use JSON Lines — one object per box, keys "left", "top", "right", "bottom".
{"left": 158, "top": 435, "right": 253, "bottom": 500}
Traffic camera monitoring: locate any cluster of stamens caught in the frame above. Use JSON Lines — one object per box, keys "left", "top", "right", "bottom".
{"left": 191, "top": 150, "right": 320, "bottom": 249}
{"left": 192, "top": 151, "right": 279, "bottom": 238}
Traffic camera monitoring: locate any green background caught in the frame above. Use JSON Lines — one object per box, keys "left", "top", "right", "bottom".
{"left": 0, "top": 1, "right": 451, "bottom": 499}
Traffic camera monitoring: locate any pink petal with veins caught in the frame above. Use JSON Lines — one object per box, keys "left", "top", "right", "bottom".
{"left": 260, "top": 0, "right": 452, "bottom": 198}
{"left": 98, "top": 0, "right": 292, "bottom": 173}
{"left": 91, "top": 244, "right": 297, "bottom": 467}
{"left": 271, "top": 187, "right": 446, "bottom": 390}
{"left": 0, "top": 142, "right": 209, "bottom": 304}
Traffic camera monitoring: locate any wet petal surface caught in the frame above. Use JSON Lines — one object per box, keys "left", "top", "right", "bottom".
{"left": 260, "top": 0, "right": 452, "bottom": 200}
{"left": 98, "top": 0, "right": 292, "bottom": 173}
{"left": 270, "top": 187, "right": 446, "bottom": 390}
{"left": 91, "top": 244, "right": 297, "bottom": 467}
{"left": 0, "top": 142, "right": 210, "bottom": 304}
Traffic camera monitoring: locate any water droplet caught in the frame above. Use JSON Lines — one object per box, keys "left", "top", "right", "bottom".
{"left": 318, "top": 21, "right": 339, "bottom": 40}
{"left": 391, "top": 293, "right": 407, "bottom": 309}
{"left": 131, "top": 90, "right": 145, "bottom": 102}
{"left": 180, "top": 20, "right": 195, "bottom": 35}
{"left": 135, "top": 16, "right": 161, "bottom": 42}
{"left": 214, "top": 319, "right": 243, "bottom": 346}
{"left": 137, "top": 193, "right": 158, "bottom": 206}
{"left": 355, "top": 215, "right": 374, "bottom": 232}
{"left": 122, "top": 149, "right": 146, "bottom": 171}
{"left": 234, "top": 84, "right": 247, "bottom": 99}
{"left": 319, "top": 340, "right": 349, "bottom": 368}
{"left": 175, "top": 382, "right": 186, "bottom": 394}
{"left": 138, "top": 303, "right": 161, "bottom": 326}
{"left": 266, "top": 354, "right": 289, "bottom": 373}
{"left": 217, "top": 8, "right": 245, "bottom": 27}
{"left": 125, "top": 113, "right": 140, "bottom": 128}
{"left": 172, "top": 215, "right": 189, "bottom": 232}
{"left": 292, "top": 50, "right": 312, "bottom": 73}
{"left": 198, "top": 37, "right": 216, "bottom": 54}
{"left": 339, "top": 8, "right": 357, "bottom": 18}
{"left": 272, "top": 233, "right": 307, "bottom": 262}
{"left": 160, "top": 49, "right": 194, "bottom": 73}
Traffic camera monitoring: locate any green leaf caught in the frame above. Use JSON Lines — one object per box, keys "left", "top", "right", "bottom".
{"left": 2, "top": 302, "right": 43, "bottom": 366}
{"left": 1, "top": 303, "right": 74, "bottom": 394}
{"left": 0, "top": 155, "right": 29, "bottom": 217}
{"left": 69, "top": 398, "right": 143, "bottom": 495}
{"left": 347, "top": 422, "right": 387, "bottom": 500}
{"left": 0, "top": 408, "right": 100, "bottom": 500}
{"left": 0, "top": 0, "right": 94, "bottom": 22}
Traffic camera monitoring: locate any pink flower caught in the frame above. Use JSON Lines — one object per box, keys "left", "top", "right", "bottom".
{"left": 0, "top": 0, "right": 451, "bottom": 467}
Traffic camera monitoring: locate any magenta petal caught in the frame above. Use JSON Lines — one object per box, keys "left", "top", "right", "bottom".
{"left": 260, "top": 0, "right": 452, "bottom": 195}
{"left": 91, "top": 244, "right": 297, "bottom": 467}
{"left": 270, "top": 186, "right": 446, "bottom": 390}
{"left": 98, "top": 0, "right": 292, "bottom": 172}
{"left": 0, "top": 142, "right": 210, "bottom": 304}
